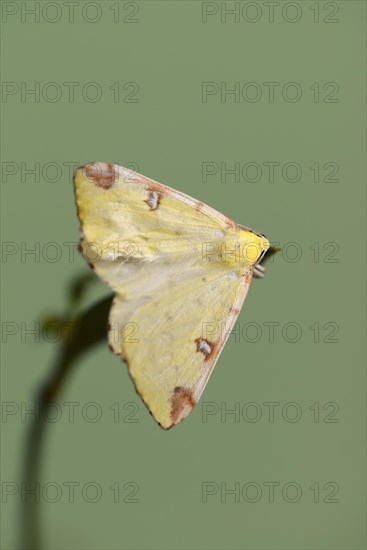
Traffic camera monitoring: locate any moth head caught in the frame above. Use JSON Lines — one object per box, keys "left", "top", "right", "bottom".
{"left": 238, "top": 228, "right": 270, "bottom": 268}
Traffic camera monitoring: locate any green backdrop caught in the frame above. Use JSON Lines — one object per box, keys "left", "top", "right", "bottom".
{"left": 1, "top": 1, "right": 366, "bottom": 549}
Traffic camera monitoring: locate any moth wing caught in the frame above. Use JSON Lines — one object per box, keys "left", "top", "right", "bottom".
{"left": 74, "top": 161, "right": 236, "bottom": 295}
{"left": 109, "top": 267, "right": 253, "bottom": 429}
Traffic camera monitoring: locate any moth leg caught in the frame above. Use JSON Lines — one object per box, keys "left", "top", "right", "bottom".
{"left": 253, "top": 264, "right": 266, "bottom": 278}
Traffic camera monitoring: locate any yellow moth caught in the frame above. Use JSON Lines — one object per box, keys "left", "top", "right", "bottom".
{"left": 74, "top": 162, "right": 269, "bottom": 429}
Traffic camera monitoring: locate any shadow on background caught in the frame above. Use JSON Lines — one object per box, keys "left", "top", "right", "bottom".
{"left": 20, "top": 271, "right": 113, "bottom": 550}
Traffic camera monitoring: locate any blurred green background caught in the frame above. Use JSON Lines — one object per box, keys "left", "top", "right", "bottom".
{"left": 1, "top": 1, "right": 366, "bottom": 549}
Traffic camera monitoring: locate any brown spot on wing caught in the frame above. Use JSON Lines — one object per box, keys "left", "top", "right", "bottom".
{"left": 170, "top": 386, "right": 196, "bottom": 425}
{"left": 225, "top": 216, "right": 236, "bottom": 228}
{"left": 195, "top": 337, "right": 219, "bottom": 362}
{"left": 244, "top": 269, "right": 253, "bottom": 284}
{"left": 144, "top": 180, "right": 169, "bottom": 196}
{"left": 85, "top": 162, "right": 116, "bottom": 189}
{"left": 145, "top": 190, "right": 162, "bottom": 211}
